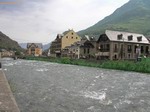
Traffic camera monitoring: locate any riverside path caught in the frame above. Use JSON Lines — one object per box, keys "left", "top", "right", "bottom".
{"left": 1, "top": 58, "right": 150, "bottom": 112}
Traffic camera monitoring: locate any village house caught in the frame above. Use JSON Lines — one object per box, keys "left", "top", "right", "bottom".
{"left": 62, "top": 39, "right": 95, "bottom": 59}
{"left": 61, "top": 35, "right": 97, "bottom": 59}
{"left": 0, "top": 49, "right": 14, "bottom": 57}
{"left": 27, "top": 43, "right": 43, "bottom": 56}
{"left": 82, "top": 35, "right": 98, "bottom": 53}
{"left": 96, "top": 30, "right": 150, "bottom": 60}
{"left": 50, "top": 29, "right": 81, "bottom": 57}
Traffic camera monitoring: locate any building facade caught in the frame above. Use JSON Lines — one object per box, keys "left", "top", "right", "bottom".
{"left": 64, "top": 40, "right": 95, "bottom": 59}
{"left": 96, "top": 30, "right": 150, "bottom": 60}
{"left": 50, "top": 34, "right": 62, "bottom": 57}
{"left": 27, "top": 43, "right": 43, "bottom": 56}
{"left": 50, "top": 29, "right": 81, "bottom": 57}
{"left": 0, "top": 49, "right": 14, "bottom": 57}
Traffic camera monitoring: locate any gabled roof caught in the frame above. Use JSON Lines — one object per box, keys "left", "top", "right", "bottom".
{"left": 27, "top": 43, "right": 43, "bottom": 49}
{"left": 82, "top": 35, "right": 97, "bottom": 41}
{"left": 68, "top": 40, "right": 94, "bottom": 48}
{"left": 105, "top": 30, "right": 149, "bottom": 44}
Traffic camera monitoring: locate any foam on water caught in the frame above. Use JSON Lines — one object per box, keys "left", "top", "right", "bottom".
{"left": 3, "top": 68, "right": 7, "bottom": 71}
{"left": 80, "top": 91, "right": 106, "bottom": 101}
{"left": 36, "top": 68, "right": 49, "bottom": 72}
{"left": 3, "top": 63, "right": 14, "bottom": 66}
{"left": 95, "top": 76, "right": 100, "bottom": 79}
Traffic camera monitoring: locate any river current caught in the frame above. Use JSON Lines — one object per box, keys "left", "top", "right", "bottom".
{"left": 1, "top": 58, "right": 150, "bottom": 112}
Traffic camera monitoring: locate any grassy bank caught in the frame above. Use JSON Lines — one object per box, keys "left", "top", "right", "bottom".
{"left": 24, "top": 56, "right": 150, "bottom": 74}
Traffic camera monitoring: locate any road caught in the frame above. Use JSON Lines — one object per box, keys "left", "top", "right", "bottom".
{"left": 1, "top": 58, "right": 150, "bottom": 112}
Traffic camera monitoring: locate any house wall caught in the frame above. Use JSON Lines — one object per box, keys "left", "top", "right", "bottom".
{"left": 50, "top": 39, "right": 61, "bottom": 55}
{"left": 27, "top": 47, "right": 42, "bottom": 56}
{"left": 1, "top": 51, "right": 14, "bottom": 57}
{"left": 67, "top": 46, "right": 95, "bottom": 59}
{"left": 35, "top": 48, "right": 42, "bottom": 56}
{"left": 110, "top": 42, "right": 150, "bottom": 60}
{"left": 79, "top": 47, "right": 95, "bottom": 58}
{"left": 90, "top": 41, "right": 97, "bottom": 55}
{"left": 61, "top": 30, "right": 81, "bottom": 49}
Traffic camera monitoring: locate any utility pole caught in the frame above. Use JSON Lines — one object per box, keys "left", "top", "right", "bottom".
{"left": 77, "top": 46, "right": 80, "bottom": 59}
{"left": 0, "top": 52, "right": 2, "bottom": 69}
{"left": 122, "top": 38, "right": 125, "bottom": 60}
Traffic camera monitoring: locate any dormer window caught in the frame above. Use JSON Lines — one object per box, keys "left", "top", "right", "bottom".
{"left": 117, "top": 34, "right": 123, "bottom": 40}
{"left": 137, "top": 36, "right": 142, "bottom": 41}
{"left": 128, "top": 35, "right": 133, "bottom": 41}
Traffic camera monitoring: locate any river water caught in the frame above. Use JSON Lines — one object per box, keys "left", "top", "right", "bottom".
{"left": 1, "top": 58, "right": 150, "bottom": 112}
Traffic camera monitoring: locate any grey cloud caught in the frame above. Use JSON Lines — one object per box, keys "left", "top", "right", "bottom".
{"left": 0, "top": 0, "right": 49, "bottom": 12}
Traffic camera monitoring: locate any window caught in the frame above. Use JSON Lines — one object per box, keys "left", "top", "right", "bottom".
{"left": 72, "top": 37, "right": 73, "bottom": 39}
{"left": 137, "top": 36, "right": 142, "bottom": 41}
{"left": 134, "top": 45, "right": 137, "bottom": 53}
{"left": 146, "top": 46, "right": 149, "bottom": 54}
{"left": 114, "top": 55, "right": 117, "bottom": 59}
{"left": 87, "top": 49, "right": 90, "bottom": 54}
{"left": 117, "top": 34, "right": 123, "bottom": 40}
{"left": 76, "top": 37, "right": 78, "bottom": 39}
{"left": 84, "top": 48, "right": 86, "bottom": 54}
{"left": 128, "top": 35, "right": 133, "bottom": 41}
{"left": 127, "top": 45, "right": 132, "bottom": 52}
{"left": 106, "top": 44, "right": 110, "bottom": 51}
{"left": 72, "top": 33, "right": 74, "bottom": 35}
{"left": 100, "top": 44, "right": 103, "bottom": 51}
{"left": 128, "top": 54, "right": 131, "bottom": 59}
{"left": 66, "top": 36, "right": 68, "bottom": 38}
{"left": 114, "top": 44, "right": 118, "bottom": 52}
{"left": 141, "top": 46, "right": 144, "bottom": 53}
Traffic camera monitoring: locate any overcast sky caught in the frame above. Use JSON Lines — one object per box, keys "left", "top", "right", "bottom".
{"left": 0, "top": 0, "right": 129, "bottom": 44}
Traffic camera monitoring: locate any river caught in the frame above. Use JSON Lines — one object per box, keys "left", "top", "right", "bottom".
{"left": 1, "top": 58, "right": 150, "bottom": 112}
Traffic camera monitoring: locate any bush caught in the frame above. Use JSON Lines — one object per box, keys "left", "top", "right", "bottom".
{"left": 24, "top": 56, "right": 150, "bottom": 74}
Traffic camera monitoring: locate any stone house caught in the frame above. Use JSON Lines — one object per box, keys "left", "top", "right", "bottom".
{"left": 27, "top": 43, "right": 43, "bottom": 56}
{"left": 50, "top": 34, "right": 62, "bottom": 57}
{"left": 50, "top": 29, "right": 81, "bottom": 57}
{"left": 62, "top": 39, "right": 95, "bottom": 59}
{"left": 0, "top": 49, "right": 14, "bottom": 57}
{"left": 96, "top": 30, "right": 150, "bottom": 60}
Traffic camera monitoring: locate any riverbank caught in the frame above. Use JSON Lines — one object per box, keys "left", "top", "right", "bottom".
{"left": 0, "top": 70, "right": 20, "bottom": 112}
{"left": 24, "top": 56, "right": 150, "bottom": 74}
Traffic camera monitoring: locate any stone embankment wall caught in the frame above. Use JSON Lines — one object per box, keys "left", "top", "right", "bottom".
{"left": 0, "top": 70, "right": 20, "bottom": 112}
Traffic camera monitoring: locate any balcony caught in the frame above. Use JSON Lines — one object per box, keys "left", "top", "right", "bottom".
{"left": 100, "top": 49, "right": 110, "bottom": 52}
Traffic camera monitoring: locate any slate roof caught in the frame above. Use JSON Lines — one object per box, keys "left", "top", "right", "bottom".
{"left": 82, "top": 35, "right": 97, "bottom": 41}
{"left": 105, "top": 30, "right": 149, "bottom": 44}
{"left": 27, "top": 43, "right": 43, "bottom": 49}
{"left": 67, "top": 40, "right": 94, "bottom": 48}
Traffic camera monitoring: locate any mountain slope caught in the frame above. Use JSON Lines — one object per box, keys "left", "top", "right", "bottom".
{"left": 43, "top": 43, "right": 50, "bottom": 51}
{"left": 0, "top": 31, "right": 23, "bottom": 51}
{"left": 78, "top": 0, "right": 150, "bottom": 37}
{"left": 19, "top": 43, "right": 50, "bottom": 51}
{"left": 19, "top": 43, "right": 27, "bottom": 49}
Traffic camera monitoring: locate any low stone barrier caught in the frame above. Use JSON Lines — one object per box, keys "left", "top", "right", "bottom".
{"left": 0, "top": 70, "right": 20, "bottom": 112}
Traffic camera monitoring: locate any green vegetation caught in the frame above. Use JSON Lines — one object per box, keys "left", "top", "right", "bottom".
{"left": 78, "top": 0, "right": 150, "bottom": 37}
{"left": 101, "top": 58, "right": 150, "bottom": 73}
{"left": 0, "top": 31, "right": 23, "bottom": 51}
{"left": 25, "top": 56, "right": 150, "bottom": 74}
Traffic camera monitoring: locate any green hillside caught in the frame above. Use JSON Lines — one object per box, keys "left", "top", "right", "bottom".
{"left": 78, "top": 0, "right": 150, "bottom": 37}
{"left": 0, "top": 31, "right": 23, "bottom": 51}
